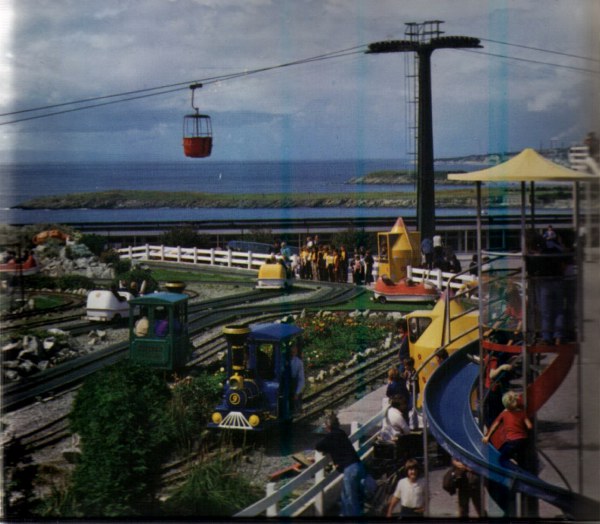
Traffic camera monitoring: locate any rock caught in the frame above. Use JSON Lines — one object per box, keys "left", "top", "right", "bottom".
{"left": 43, "top": 337, "right": 56, "bottom": 352}
{"left": 18, "top": 360, "right": 37, "bottom": 375}
{"left": 2, "top": 360, "right": 20, "bottom": 369}
{"left": 4, "top": 370, "right": 20, "bottom": 381}
{"left": 2, "top": 341, "right": 22, "bottom": 360}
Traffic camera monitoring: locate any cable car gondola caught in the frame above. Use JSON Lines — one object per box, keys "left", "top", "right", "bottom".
{"left": 182, "top": 83, "right": 212, "bottom": 158}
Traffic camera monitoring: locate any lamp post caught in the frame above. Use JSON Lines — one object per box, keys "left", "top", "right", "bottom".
{"left": 367, "top": 21, "right": 481, "bottom": 242}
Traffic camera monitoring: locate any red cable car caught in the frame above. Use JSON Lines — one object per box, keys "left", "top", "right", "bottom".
{"left": 183, "top": 83, "right": 212, "bottom": 158}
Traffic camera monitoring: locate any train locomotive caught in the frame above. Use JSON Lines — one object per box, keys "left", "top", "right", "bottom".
{"left": 128, "top": 291, "right": 190, "bottom": 371}
{"left": 209, "top": 322, "right": 303, "bottom": 430}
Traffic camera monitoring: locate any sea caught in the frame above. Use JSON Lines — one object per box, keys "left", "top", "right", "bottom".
{"left": 0, "top": 159, "right": 564, "bottom": 226}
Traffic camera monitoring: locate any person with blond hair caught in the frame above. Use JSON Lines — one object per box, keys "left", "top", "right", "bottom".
{"left": 482, "top": 390, "right": 534, "bottom": 471}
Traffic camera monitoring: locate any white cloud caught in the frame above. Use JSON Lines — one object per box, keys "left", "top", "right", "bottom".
{"left": 2, "top": 0, "right": 598, "bottom": 161}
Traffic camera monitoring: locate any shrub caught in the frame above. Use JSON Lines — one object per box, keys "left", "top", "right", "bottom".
{"left": 99, "top": 248, "right": 121, "bottom": 266}
{"left": 161, "top": 454, "right": 263, "bottom": 516}
{"left": 115, "top": 266, "right": 158, "bottom": 294}
{"left": 69, "top": 362, "right": 175, "bottom": 517}
{"left": 157, "top": 227, "right": 211, "bottom": 249}
{"left": 79, "top": 234, "right": 107, "bottom": 257}
{"left": 169, "top": 371, "right": 224, "bottom": 453}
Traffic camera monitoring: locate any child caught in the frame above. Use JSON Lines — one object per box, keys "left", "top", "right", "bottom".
{"left": 482, "top": 390, "right": 533, "bottom": 470}
{"left": 386, "top": 458, "right": 425, "bottom": 518}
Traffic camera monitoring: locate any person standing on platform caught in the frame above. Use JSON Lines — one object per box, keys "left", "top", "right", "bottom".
{"left": 315, "top": 412, "right": 366, "bottom": 517}
{"left": 289, "top": 344, "right": 305, "bottom": 413}
{"left": 386, "top": 458, "right": 425, "bottom": 518}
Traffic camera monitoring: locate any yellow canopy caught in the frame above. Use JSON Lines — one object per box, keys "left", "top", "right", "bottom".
{"left": 447, "top": 148, "right": 595, "bottom": 183}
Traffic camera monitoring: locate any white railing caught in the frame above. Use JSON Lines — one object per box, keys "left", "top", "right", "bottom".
{"left": 117, "top": 244, "right": 270, "bottom": 272}
{"left": 406, "top": 265, "right": 478, "bottom": 292}
{"left": 235, "top": 404, "right": 386, "bottom": 518}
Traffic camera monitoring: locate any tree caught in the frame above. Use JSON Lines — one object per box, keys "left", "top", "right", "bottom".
{"left": 69, "top": 362, "right": 175, "bottom": 517}
{"left": 157, "top": 227, "right": 211, "bottom": 248}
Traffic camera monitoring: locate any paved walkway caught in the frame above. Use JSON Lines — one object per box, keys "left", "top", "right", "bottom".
{"left": 323, "top": 251, "right": 600, "bottom": 520}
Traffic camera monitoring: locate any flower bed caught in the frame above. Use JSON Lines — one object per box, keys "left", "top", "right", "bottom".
{"left": 296, "top": 310, "right": 397, "bottom": 370}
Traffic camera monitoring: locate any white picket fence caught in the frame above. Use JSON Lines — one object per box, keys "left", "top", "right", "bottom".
{"left": 116, "top": 244, "right": 477, "bottom": 292}
{"left": 116, "top": 244, "right": 271, "bottom": 272}
{"left": 406, "top": 265, "right": 478, "bottom": 293}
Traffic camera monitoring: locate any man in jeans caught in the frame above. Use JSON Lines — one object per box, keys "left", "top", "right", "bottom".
{"left": 315, "top": 412, "right": 366, "bottom": 516}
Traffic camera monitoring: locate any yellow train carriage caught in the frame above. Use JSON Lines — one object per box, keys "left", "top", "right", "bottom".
{"left": 257, "top": 259, "right": 293, "bottom": 289}
{"left": 405, "top": 294, "right": 479, "bottom": 407}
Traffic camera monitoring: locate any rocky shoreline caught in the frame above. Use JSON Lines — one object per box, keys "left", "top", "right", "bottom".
{"left": 14, "top": 188, "right": 573, "bottom": 210}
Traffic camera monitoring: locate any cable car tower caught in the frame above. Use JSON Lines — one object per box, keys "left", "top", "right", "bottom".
{"left": 182, "top": 83, "right": 213, "bottom": 158}
{"left": 367, "top": 21, "right": 481, "bottom": 241}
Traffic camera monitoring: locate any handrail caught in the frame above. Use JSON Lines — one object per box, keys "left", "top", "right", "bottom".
{"left": 234, "top": 406, "right": 386, "bottom": 517}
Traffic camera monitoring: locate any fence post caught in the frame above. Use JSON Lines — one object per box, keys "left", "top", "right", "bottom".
{"left": 314, "top": 451, "right": 325, "bottom": 516}
{"left": 407, "top": 265, "right": 413, "bottom": 280}
{"left": 351, "top": 421, "right": 360, "bottom": 451}
{"left": 128, "top": 246, "right": 133, "bottom": 259}
{"left": 436, "top": 269, "right": 443, "bottom": 289}
{"left": 177, "top": 246, "right": 181, "bottom": 263}
{"left": 160, "top": 245, "right": 165, "bottom": 261}
{"left": 193, "top": 247, "right": 198, "bottom": 265}
{"left": 247, "top": 251, "right": 253, "bottom": 270}
{"left": 266, "top": 482, "right": 278, "bottom": 517}
{"left": 144, "top": 244, "right": 150, "bottom": 260}
{"left": 210, "top": 248, "right": 215, "bottom": 266}
{"left": 227, "top": 248, "right": 233, "bottom": 268}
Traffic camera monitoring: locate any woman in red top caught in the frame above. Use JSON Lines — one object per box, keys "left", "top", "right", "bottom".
{"left": 482, "top": 390, "right": 534, "bottom": 471}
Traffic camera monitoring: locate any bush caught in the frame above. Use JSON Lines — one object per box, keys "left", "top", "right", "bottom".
{"left": 115, "top": 266, "right": 159, "bottom": 294}
{"left": 161, "top": 454, "right": 263, "bottom": 516}
{"left": 99, "top": 249, "right": 121, "bottom": 266}
{"left": 157, "top": 227, "right": 211, "bottom": 248}
{"left": 79, "top": 234, "right": 107, "bottom": 257}
{"left": 169, "top": 372, "right": 224, "bottom": 453}
{"left": 69, "top": 362, "right": 175, "bottom": 517}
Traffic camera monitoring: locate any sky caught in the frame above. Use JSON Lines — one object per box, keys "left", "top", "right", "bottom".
{"left": 0, "top": 0, "right": 599, "bottom": 163}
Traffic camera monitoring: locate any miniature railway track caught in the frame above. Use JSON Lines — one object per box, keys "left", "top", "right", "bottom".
{"left": 2, "top": 281, "right": 363, "bottom": 412}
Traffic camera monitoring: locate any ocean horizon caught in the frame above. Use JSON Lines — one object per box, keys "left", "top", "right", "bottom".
{"left": 0, "top": 158, "right": 540, "bottom": 225}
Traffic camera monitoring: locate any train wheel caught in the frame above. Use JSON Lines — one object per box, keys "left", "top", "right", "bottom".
{"left": 378, "top": 296, "right": 387, "bottom": 304}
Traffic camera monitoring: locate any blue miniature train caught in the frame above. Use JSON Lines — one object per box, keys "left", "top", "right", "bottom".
{"left": 209, "top": 322, "right": 304, "bottom": 431}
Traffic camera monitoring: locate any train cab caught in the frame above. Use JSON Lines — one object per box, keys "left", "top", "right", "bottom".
{"left": 209, "top": 322, "right": 303, "bottom": 430}
{"left": 86, "top": 289, "right": 134, "bottom": 322}
{"left": 257, "top": 257, "right": 293, "bottom": 289}
{"left": 405, "top": 294, "right": 479, "bottom": 407}
{"left": 128, "top": 292, "right": 190, "bottom": 371}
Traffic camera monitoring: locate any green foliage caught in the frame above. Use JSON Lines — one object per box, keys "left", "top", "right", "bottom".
{"left": 64, "top": 243, "right": 94, "bottom": 260}
{"left": 78, "top": 234, "right": 107, "bottom": 256}
{"left": 69, "top": 362, "right": 175, "bottom": 517}
{"left": 169, "top": 372, "right": 224, "bottom": 453}
{"left": 115, "top": 265, "right": 158, "bottom": 294}
{"left": 112, "top": 257, "right": 132, "bottom": 275}
{"left": 23, "top": 273, "right": 96, "bottom": 291}
{"left": 158, "top": 227, "right": 211, "bottom": 248}
{"left": 99, "top": 248, "right": 120, "bottom": 266}
{"left": 162, "top": 454, "right": 263, "bottom": 517}
{"left": 297, "top": 312, "right": 394, "bottom": 369}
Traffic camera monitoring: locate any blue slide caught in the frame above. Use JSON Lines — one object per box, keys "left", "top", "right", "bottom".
{"left": 423, "top": 345, "right": 599, "bottom": 520}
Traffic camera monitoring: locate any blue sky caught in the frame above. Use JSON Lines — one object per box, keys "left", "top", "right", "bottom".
{"left": 1, "top": 0, "right": 598, "bottom": 162}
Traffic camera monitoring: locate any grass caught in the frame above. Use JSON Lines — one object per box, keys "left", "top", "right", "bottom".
{"left": 15, "top": 185, "right": 569, "bottom": 210}
{"left": 150, "top": 267, "right": 252, "bottom": 283}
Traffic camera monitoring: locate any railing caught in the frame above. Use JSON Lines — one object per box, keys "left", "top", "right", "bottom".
{"left": 235, "top": 405, "right": 386, "bottom": 518}
{"left": 406, "top": 265, "right": 478, "bottom": 292}
{"left": 117, "top": 244, "right": 270, "bottom": 272}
